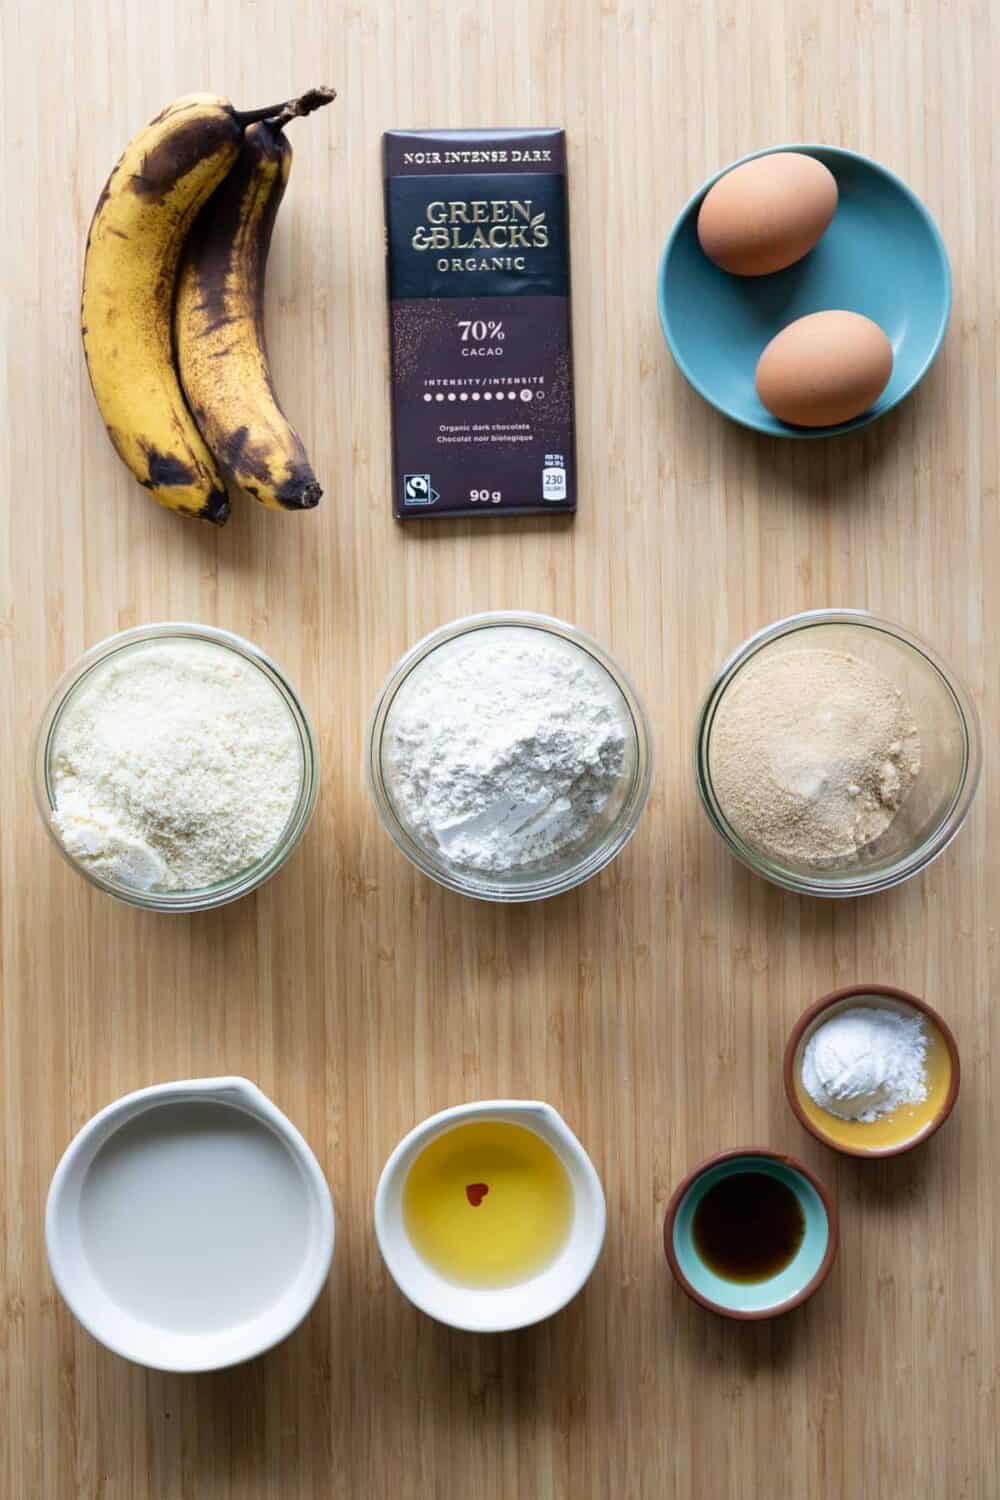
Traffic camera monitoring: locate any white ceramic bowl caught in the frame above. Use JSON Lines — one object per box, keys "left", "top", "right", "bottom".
{"left": 374, "top": 1100, "right": 606, "bottom": 1332}
{"left": 46, "top": 1078, "right": 334, "bottom": 1372}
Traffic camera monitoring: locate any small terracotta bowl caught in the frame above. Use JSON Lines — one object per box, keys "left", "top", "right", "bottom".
{"left": 784, "top": 984, "right": 960, "bottom": 1159}
{"left": 663, "top": 1148, "right": 838, "bottom": 1320}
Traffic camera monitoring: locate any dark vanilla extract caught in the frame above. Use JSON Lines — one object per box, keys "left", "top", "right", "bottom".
{"left": 692, "top": 1171, "right": 805, "bottom": 1283}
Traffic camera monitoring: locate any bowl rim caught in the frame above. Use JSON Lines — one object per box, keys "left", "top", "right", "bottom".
{"left": 694, "top": 608, "right": 983, "bottom": 897}
{"left": 783, "top": 983, "right": 961, "bottom": 1158}
{"left": 373, "top": 1098, "right": 607, "bottom": 1333}
{"left": 365, "top": 610, "right": 654, "bottom": 903}
{"left": 662, "top": 1147, "right": 839, "bottom": 1320}
{"left": 31, "top": 622, "right": 320, "bottom": 913}
{"left": 45, "top": 1076, "right": 335, "bottom": 1372}
{"left": 657, "top": 141, "right": 953, "bottom": 438}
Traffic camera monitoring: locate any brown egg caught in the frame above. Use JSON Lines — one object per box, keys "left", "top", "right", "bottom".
{"left": 755, "top": 311, "right": 894, "bottom": 428}
{"left": 697, "top": 152, "right": 838, "bottom": 276}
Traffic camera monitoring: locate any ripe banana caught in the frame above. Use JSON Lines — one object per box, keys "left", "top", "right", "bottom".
{"left": 81, "top": 93, "right": 244, "bottom": 522}
{"left": 175, "top": 90, "right": 336, "bottom": 512}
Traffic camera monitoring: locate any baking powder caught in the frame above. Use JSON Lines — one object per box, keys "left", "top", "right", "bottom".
{"left": 801, "top": 1005, "right": 928, "bottom": 1122}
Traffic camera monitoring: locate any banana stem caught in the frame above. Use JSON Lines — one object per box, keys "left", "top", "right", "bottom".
{"left": 235, "top": 86, "right": 336, "bottom": 130}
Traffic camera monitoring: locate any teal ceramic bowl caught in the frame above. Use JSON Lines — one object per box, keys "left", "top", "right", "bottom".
{"left": 663, "top": 1149, "right": 838, "bottom": 1319}
{"left": 657, "top": 144, "right": 951, "bottom": 437}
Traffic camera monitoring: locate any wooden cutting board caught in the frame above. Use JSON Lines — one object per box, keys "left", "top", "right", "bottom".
{"left": 2, "top": 0, "right": 997, "bottom": 1495}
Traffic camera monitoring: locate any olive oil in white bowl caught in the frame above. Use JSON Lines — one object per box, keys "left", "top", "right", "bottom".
{"left": 376, "top": 1100, "right": 605, "bottom": 1333}
{"left": 402, "top": 1118, "right": 573, "bottom": 1288}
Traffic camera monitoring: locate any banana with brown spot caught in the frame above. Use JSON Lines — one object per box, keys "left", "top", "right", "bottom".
{"left": 82, "top": 88, "right": 334, "bottom": 523}
{"left": 175, "top": 92, "right": 335, "bottom": 513}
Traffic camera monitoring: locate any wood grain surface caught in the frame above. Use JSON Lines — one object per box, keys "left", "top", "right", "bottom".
{"left": 2, "top": 1, "right": 998, "bottom": 1496}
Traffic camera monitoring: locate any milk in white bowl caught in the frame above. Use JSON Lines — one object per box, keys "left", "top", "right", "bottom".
{"left": 46, "top": 1078, "right": 334, "bottom": 1371}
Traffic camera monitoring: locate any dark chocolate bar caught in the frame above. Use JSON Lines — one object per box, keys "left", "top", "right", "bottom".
{"left": 383, "top": 128, "right": 576, "bottom": 519}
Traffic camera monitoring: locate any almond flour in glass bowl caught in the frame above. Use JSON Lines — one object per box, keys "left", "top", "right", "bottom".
{"left": 32, "top": 624, "right": 319, "bottom": 913}
{"left": 695, "top": 610, "right": 981, "bottom": 897}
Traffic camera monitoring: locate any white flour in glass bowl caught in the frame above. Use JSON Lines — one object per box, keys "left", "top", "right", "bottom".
{"left": 382, "top": 627, "right": 629, "bottom": 876}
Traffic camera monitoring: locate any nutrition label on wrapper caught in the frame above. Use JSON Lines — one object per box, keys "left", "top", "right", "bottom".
{"left": 384, "top": 128, "right": 576, "bottom": 519}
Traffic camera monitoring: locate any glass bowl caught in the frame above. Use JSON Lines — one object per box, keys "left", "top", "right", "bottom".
{"left": 32, "top": 623, "right": 319, "bottom": 913}
{"left": 696, "top": 610, "right": 981, "bottom": 897}
{"left": 366, "top": 611, "right": 653, "bottom": 902}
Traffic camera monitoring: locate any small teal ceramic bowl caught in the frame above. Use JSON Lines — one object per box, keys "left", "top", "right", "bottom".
{"left": 663, "top": 1149, "right": 838, "bottom": 1319}
{"left": 657, "top": 144, "right": 951, "bottom": 437}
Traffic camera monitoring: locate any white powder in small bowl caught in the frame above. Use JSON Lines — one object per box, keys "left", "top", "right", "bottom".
{"left": 49, "top": 638, "right": 303, "bottom": 893}
{"left": 382, "top": 627, "right": 631, "bottom": 876}
{"left": 801, "top": 1004, "right": 928, "bottom": 1122}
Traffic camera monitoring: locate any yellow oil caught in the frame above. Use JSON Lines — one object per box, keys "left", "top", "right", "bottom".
{"left": 402, "top": 1120, "right": 574, "bottom": 1288}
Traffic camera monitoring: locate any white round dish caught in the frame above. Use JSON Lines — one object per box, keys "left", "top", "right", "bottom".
{"left": 374, "top": 1099, "right": 606, "bottom": 1333}
{"left": 46, "top": 1077, "right": 334, "bottom": 1372}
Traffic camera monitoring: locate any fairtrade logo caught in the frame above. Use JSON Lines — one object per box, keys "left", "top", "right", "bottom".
{"left": 403, "top": 473, "right": 440, "bottom": 506}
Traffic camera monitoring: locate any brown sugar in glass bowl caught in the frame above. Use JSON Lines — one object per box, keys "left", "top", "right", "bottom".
{"left": 696, "top": 610, "right": 981, "bottom": 898}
